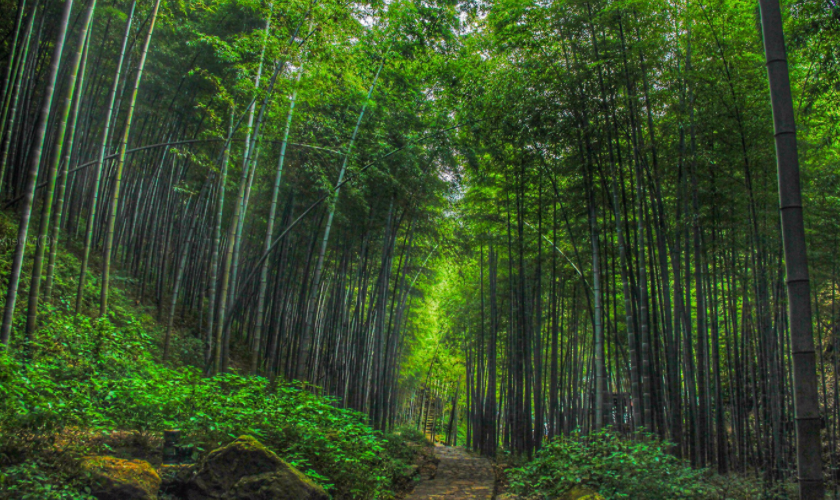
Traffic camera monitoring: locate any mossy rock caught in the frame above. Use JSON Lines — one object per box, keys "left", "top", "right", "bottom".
{"left": 186, "top": 435, "right": 326, "bottom": 500}
{"left": 186, "top": 435, "right": 283, "bottom": 498}
{"left": 225, "top": 470, "right": 328, "bottom": 500}
{"left": 80, "top": 456, "right": 161, "bottom": 500}
{"left": 562, "top": 485, "right": 605, "bottom": 500}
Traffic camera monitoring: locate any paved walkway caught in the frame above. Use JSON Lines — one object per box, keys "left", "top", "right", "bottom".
{"left": 407, "top": 446, "right": 495, "bottom": 499}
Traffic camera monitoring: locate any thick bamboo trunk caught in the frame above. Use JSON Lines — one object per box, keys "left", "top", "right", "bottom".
{"left": 758, "top": 1, "right": 824, "bottom": 497}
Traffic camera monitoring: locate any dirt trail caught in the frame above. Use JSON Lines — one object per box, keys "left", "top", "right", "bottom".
{"left": 407, "top": 446, "right": 495, "bottom": 500}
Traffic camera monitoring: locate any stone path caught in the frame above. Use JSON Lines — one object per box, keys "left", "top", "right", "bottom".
{"left": 407, "top": 446, "right": 495, "bottom": 499}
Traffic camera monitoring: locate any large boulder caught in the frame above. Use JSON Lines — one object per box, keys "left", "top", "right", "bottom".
{"left": 226, "top": 470, "right": 327, "bottom": 500}
{"left": 184, "top": 435, "right": 327, "bottom": 500}
{"left": 80, "top": 456, "right": 161, "bottom": 500}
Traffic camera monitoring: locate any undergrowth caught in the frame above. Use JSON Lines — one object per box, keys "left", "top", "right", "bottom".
{"left": 0, "top": 312, "right": 419, "bottom": 499}
{"left": 0, "top": 212, "right": 421, "bottom": 499}
{"left": 507, "top": 429, "right": 796, "bottom": 500}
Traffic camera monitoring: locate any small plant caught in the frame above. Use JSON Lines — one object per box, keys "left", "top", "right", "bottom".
{"left": 0, "top": 460, "right": 95, "bottom": 500}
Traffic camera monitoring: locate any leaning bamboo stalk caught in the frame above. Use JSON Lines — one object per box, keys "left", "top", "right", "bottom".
{"left": 43, "top": 3, "right": 95, "bottom": 302}
{"left": 298, "top": 52, "right": 388, "bottom": 380}
{"left": 216, "top": 12, "right": 310, "bottom": 371}
{"left": 75, "top": 0, "right": 136, "bottom": 315}
{"left": 225, "top": 7, "right": 273, "bottom": 319}
{"left": 251, "top": 69, "right": 302, "bottom": 374}
{"left": 0, "top": 0, "right": 73, "bottom": 346}
{"left": 100, "top": 0, "right": 161, "bottom": 316}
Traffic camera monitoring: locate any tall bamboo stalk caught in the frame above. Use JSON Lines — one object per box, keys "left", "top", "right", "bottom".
{"left": 26, "top": 0, "right": 98, "bottom": 333}
{"left": 0, "top": 0, "right": 73, "bottom": 346}
{"left": 100, "top": 0, "right": 162, "bottom": 316}
{"left": 251, "top": 69, "right": 302, "bottom": 374}
{"left": 75, "top": 0, "right": 136, "bottom": 315}
{"left": 758, "top": 1, "right": 824, "bottom": 498}
{"left": 45, "top": 18, "right": 94, "bottom": 301}
{"left": 298, "top": 52, "right": 387, "bottom": 380}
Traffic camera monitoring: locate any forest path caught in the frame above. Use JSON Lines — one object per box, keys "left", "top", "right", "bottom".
{"left": 407, "top": 445, "right": 495, "bottom": 499}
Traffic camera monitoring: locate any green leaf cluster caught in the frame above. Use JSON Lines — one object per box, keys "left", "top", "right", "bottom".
{"left": 508, "top": 429, "right": 794, "bottom": 500}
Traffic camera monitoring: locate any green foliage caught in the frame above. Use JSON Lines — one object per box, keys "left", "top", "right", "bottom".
{"left": 508, "top": 429, "right": 790, "bottom": 500}
{"left": 0, "top": 312, "right": 416, "bottom": 499}
{"left": 509, "top": 429, "right": 705, "bottom": 499}
{"left": 378, "top": 425, "right": 431, "bottom": 472}
{"left": 0, "top": 460, "right": 95, "bottom": 500}
{"left": 389, "top": 425, "right": 429, "bottom": 447}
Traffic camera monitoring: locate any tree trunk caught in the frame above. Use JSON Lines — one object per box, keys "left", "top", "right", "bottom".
{"left": 100, "top": 0, "right": 160, "bottom": 315}
{"left": 758, "top": 1, "right": 824, "bottom": 497}
{"left": 251, "top": 69, "right": 301, "bottom": 374}
{"left": 0, "top": 0, "right": 73, "bottom": 345}
{"left": 43, "top": 2, "right": 96, "bottom": 302}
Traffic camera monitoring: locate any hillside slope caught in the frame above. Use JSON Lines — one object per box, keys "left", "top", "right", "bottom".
{"left": 0, "top": 211, "right": 424, "bottom": 499}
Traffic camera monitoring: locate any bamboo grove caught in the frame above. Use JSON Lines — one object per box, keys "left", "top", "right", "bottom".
{"left": 0, "top": 0, "right": 461, "bottom": 432}
{"left": 394, "top": 0, "right": 838, "bottom": 497}
{"left": 1, "top": 0, "right": 839, "bottom": 496}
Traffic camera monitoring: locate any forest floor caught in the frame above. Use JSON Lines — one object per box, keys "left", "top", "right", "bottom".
{"left": 407, "top": 445, "right": 495, "bottom": 500}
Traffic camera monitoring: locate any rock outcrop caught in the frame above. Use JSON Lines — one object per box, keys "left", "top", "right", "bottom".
{"left": 225, "top": 469, "right": 327, "bottom": 500}
{"left": 183, "top": 435, "right": 327, "bottom": 500}
{"left": 80, "top": 456, "right": 161, "bottom": 500}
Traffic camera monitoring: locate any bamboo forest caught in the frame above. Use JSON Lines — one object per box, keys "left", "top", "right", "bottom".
{"left": 0, "top": 0, "right": 839, "bottom": 498}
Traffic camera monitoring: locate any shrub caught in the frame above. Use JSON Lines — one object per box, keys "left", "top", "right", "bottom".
{"left": 508, "top": 429, "right": 789, "bottom": 500}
